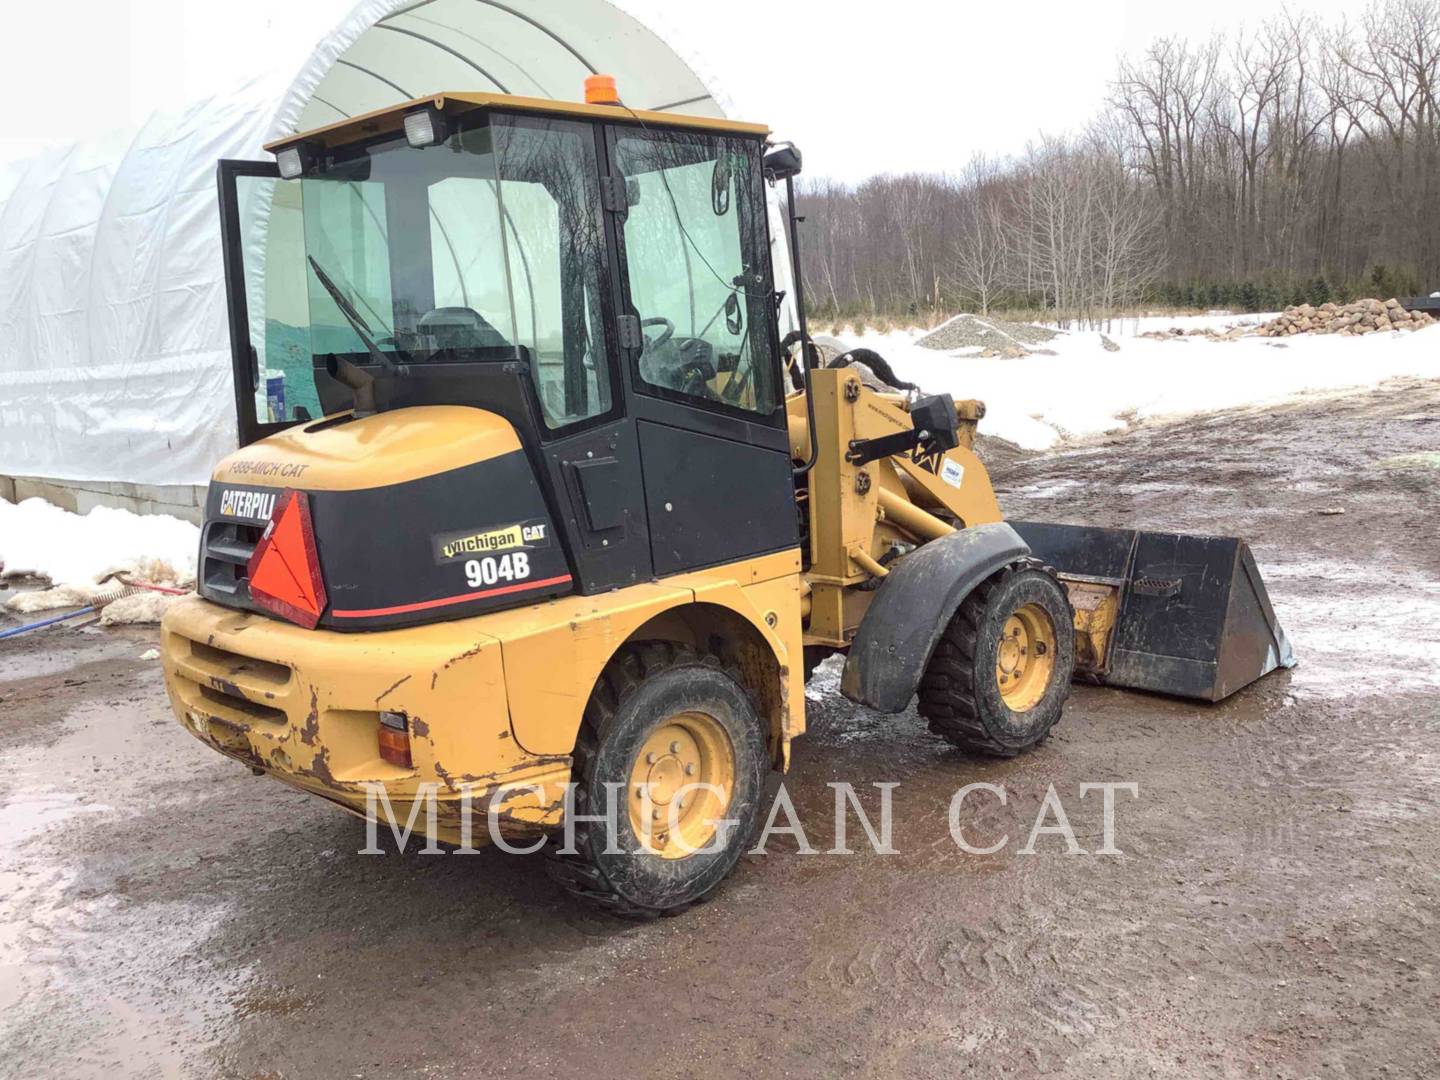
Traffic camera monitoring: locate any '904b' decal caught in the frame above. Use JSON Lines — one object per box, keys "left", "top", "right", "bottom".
{"left": 464, "top": 552, "right": 530, "bottom": 589}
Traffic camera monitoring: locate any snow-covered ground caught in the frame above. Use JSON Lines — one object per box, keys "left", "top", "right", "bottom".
{"left": 0, "top": 498, "right": 198, "bottom": 590}
{"left": 845, "top": 316, "right": 1440, "bottom": 449}
{"left": 1113, "top": 311, "right": 1280, "bottom": 336}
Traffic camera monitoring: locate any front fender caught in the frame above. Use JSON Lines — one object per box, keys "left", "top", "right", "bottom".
{"left": 841, "top": 523, "right": 1030, "bottom": 712}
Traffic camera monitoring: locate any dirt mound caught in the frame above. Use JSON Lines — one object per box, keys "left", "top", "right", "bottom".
{"left": 1258, "top": 298, "right": 1435, "bottom": 337}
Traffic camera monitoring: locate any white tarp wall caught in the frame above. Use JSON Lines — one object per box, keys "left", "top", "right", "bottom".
{"left": 0, "top": 0, "right": 795, "bottom": 488}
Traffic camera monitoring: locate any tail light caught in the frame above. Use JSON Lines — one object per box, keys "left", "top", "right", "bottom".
{"left": 378, "top": 711, "right": 413, "bottom": 768}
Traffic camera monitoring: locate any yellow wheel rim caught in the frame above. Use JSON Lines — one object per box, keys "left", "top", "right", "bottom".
{"left": 627, "top": 711, "right": 736, "bottom": 860}
{"left": 996, "top": 602, "right": 1058, "bottom": 712}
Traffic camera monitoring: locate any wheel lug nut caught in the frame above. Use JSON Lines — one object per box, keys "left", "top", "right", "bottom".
{"left": 645, "top": 752, "right": 656, "bottom": 765}
{"left": 669, "top": 741, "right": 680, "bottom": 754}
{"left": 652, "top": 808, "right": 661, "bottom": 820}
{"left": 685, "top": 763, "right": 696, "bottom": 776}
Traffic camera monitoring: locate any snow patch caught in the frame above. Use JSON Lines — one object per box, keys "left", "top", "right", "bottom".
{"left": 0, "top": 498, "right": 199, "bottom": 590}
{"left": 839, "top": 320, "right": 1440, "bottom": 450}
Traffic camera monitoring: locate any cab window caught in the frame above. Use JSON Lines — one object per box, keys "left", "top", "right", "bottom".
{"left": 612, "top": 131, "right": 777, "bottom": 416}
{"left": 242, "top": 113, "right": 616, "bottom": 433}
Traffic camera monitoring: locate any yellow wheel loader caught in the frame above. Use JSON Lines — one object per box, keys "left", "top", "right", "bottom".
{"left": 161, "top": 81, "right": 1293, "bottom": 916}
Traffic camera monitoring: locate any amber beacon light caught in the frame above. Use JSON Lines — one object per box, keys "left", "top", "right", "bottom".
{"left": 584, "top": 74, "right": 620, "bottom": 105}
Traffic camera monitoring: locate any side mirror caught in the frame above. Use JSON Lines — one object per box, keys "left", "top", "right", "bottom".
{"left": 724, "top": 292, "right": 743, "bottom": 335}
{"left": 763, "top": 142, "right": 803, "bottom": 181}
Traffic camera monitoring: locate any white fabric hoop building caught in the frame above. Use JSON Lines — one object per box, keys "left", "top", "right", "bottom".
{"left": 0, "top": 0, "right": 796, "bottom": 486}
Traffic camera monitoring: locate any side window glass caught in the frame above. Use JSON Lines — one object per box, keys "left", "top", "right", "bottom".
{"left": 302, "top": 179, "right": 395, "bottom": 355}
{"left": 614, "top": 133, "right": 776, "bottom": 415}
{"left": 428, "top": 174, "right": 515, "bottom": 344}
{"left": 233, "top": 174, "right": 322, "bottom": 423}
{"left": 494, "top": 119, "right": 614, "bottom": 430}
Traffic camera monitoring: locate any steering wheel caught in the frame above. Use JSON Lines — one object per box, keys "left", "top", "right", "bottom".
{"left": 640, "top": 316, "right": 675, "bottom": 351}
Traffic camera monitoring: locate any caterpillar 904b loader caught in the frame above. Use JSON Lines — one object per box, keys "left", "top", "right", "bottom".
{"left": 161, "top": 78, "right": 1293, "bottom": 915}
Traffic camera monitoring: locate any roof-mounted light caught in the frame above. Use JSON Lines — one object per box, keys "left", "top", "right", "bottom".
{"left": 585, "top": 74, "right": 620, "bottom": 106}
{"left": 275, "top": 142, "right": 317, "bottom": 180}
{"left": 404, "top": 106, "right": 450, "bottom": 148}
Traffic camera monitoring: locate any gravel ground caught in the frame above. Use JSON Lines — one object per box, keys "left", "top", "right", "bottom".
{"left": 1, "top": 380, "right": 1437, "bottom": 1078}
{"left": 918, "top": 314, "right": 1062, "bottom": 351}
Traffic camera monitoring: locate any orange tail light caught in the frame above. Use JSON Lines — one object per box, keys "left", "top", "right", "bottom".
{"left": 378, "top": 712, "right": 413, "bottom": 769}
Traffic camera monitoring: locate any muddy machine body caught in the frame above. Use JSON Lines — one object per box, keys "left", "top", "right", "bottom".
{"left": 161, "top": 87, "right": 1291, "bottom": 915}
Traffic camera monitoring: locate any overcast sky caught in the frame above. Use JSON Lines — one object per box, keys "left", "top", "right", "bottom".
{"left": 0, "top": 0, "right": 1359, "bottom": 180}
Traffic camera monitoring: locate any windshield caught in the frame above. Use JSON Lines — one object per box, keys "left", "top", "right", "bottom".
{"left": 234, "top": 112, "right": 614, "bottom": 430}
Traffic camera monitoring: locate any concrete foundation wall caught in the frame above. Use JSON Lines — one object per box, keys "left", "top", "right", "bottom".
{"left": 1, "top": 474, "right": 206, "bottom": 524}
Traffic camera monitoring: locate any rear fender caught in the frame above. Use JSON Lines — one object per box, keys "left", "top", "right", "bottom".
{"left": 841, "top": 523, "right": 1030, "bottom": 712}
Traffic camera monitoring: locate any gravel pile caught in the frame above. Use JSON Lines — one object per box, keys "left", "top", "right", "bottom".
{"left": 917, "top": 314, "right": 1060, "bottom": 352}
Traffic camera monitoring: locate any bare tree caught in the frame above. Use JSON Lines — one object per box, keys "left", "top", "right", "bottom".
{"left": 950, "top": 155, "right": 1007, "bottom": 314}
{"left": 795, "top": 0, "right": 1440, "bottom": 325}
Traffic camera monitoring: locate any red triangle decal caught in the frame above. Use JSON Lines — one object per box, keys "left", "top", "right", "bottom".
{"left": 247, "top": 490, "right": 327, "bottom": 628}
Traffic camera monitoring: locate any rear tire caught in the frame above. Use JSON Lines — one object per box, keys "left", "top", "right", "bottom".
{"left": 918, "top": 563, "right": 1075, "bottom": 757}
{"left": 546, "top": 642, "right": 767, "bottom": 918}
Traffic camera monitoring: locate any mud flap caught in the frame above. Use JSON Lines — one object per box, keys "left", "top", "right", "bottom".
{"left": 1011, "top": 522, "right": 1296, "bottom": 702}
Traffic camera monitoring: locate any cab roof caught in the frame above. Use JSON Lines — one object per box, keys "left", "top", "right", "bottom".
{"left": 264, "top": 91, "right": 770, "bottom": 154}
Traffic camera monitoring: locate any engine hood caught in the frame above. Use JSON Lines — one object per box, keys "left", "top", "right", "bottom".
{"left": 212, "top": 405, "right": 522, "bottom": 491}
{"left": 199, "top": 406, "right": 573, "bottom": 631}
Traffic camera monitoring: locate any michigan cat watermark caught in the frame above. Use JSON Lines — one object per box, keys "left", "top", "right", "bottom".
{"left": 358, "top": 780, "right": 1139, "bottom": 857}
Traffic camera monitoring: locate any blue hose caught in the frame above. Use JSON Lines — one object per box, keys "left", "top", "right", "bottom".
{"left": 0, "top": 606, "right": 97, "bottom": 640}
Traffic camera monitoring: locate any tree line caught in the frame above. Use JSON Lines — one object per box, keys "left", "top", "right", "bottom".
{"left": 796, "top": 0, "right": 1440, "bottom": 325}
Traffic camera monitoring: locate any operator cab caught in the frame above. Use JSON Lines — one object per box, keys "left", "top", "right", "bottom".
{"left": 214, "top": 91, "right": 799, "bottom": 628}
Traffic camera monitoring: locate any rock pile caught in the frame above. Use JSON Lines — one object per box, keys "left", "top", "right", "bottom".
{"left": 1257, "top": 298, "right": 1435, "bottom": 337}
{"left": 1140, "top": 325, "right": 1250, "bottom": 341}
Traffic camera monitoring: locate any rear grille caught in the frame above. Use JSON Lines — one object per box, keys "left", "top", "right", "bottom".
{"left": 201, "top": 521, "right": 264, "bottom": 606}
{"left": 169, "top": 635, "right": 294, "bottom": 733}
{"left": 187, "top": 640, "right": 292, "bottom": 688}
{"left": 197, "top": 683, "right": 287, "bottom": 725}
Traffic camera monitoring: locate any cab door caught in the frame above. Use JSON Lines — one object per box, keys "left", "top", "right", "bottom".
{"left": 604, "top": 125, "right": 798, "bottom": 576}
{"left": 217, "top": 159, "right": 299, "bottom": 446}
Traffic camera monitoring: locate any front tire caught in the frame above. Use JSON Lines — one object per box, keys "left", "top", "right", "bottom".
{"left": 546, "top": 642, "right": 768, "bottom": 918}
{"left": 918, "top": 563, "right": 1075, "bottom": 757}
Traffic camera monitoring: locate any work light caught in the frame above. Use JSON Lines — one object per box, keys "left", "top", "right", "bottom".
{"left": 275, "top": 143, "right": 316, "bottom": 180}
{"left": 404, "top": 107, "right": 449, "bottom": 148}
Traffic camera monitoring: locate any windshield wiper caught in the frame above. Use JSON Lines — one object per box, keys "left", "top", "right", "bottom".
{"left": 306, "top": 255, "right": 407, "bottom": 376}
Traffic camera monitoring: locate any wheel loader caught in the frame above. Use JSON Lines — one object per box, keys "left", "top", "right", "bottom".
{"left": 160, "top": 79, "right": 1293, "bottom": 916}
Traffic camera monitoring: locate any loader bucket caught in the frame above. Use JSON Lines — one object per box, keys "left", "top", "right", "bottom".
{"left": 1010, "top": 522, "right": 1296, "bottom": 702}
